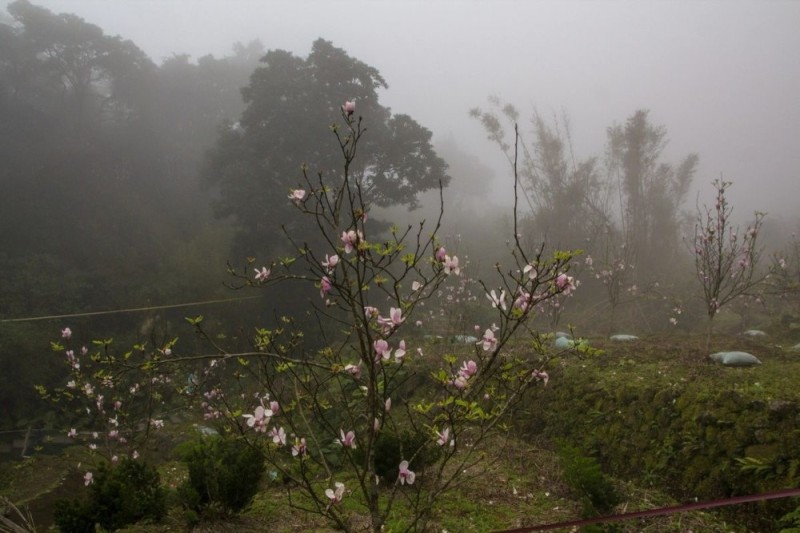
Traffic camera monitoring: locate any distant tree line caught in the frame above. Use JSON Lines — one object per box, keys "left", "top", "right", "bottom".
{"left": 0, "top": 1, "right": 448, "bottom": 428}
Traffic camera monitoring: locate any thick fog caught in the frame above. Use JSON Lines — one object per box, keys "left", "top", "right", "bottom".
{"left": 17, "top": 0, "right": 800, "bottom": 217}
{"left": 4, "top": 6, "right": 800, "bottom": 528}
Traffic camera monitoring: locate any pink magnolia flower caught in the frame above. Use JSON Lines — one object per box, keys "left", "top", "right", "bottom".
{"left": 61, "top": 327, "right": 72, "bottom": 339}
{"left": 478, "top": 329, "right": 497, "bottom": 351}
{"left": 555, "top": 273, "right": 576, "bottom": 295}
{"left": 532, "top": 369, "right": 549, "bottom": 386}
{"left": 84, "top": 472, "right": 94, "bottom": 486}
{"left": 394, "top": 340, "right": 406, "bottom": 360}
{"left": 269, "top": 400, "right": 280, "bottom": 415}
{"left": 320, "top": 276, "right": 332, "bottom": 298}
{"left": 378, "top": 307, "right": 404, "bottom": 333}
{"left": 459, "top": 360, "right": 477, "bottom": 379}
{"left": 389, "top": 307, "right": 404, "bottom": 327}
{"left": 339, "top": 429, "right": 356, "bottom": 449}
{"left": 444, "top": 255, "right": 460, "bottom": 275}
{"left": 487, "top": 289, "right": 507, "bottom": 311}
{"left": 385, "top": 397, "right": 392, "bottom": 412}
{"left": 288, "top": 189, "right": 306, "bottom": 205}
{"left": 326, "top": 481, "right": 346, "bottom": 504}
{"left": 322, "top": 254, "right": 339, "bottom": 273}
{"left": 254, "top": 267, "right": 271, "bottom": 282}
{"left": 344, "top": 362, "right": 361, "bottom": 379}
{"left": 132, "top": 450, "right": 139, "bottom": 459}
{"left": 341, "top": 230, "right": 362, "bottom": 254}
{"left": 374, "top": 339, "right": 391, "bottom": 361}
{"left": 514, "top": 289, "right": 532, "bottom": 311}
{"left": 398, "top": 460, "right": 416, "bottom": 485}
{"left": 436, "top": 427, "right": 454, "bottom": 447}
{"left": 523, "top": 263, "right": 538, "bottom": 280}
{"left": 364, "top": 306, "right": 379, "bottom": 320}
{"left": 270, "top": 426, "right": 287, "bottom": 446}
{"left": 65, "top": 349, "right": 77, "bottom": 367}
{"left": 452, "top": 375, "right": 468, "bottom": 389}
{"left": 243, "top": 405, "right": 272, "bottom": 433}
{"left": 411, "top": 280, "right": 422, "bottom": 292}
{"left": 292, "top": 437, "right": 307, "bottom": 457}
{"left": 67, "top": 428, "right": 77, "bottom": 438}
{"left": 435, "top": 247, "right": 447, "bottom": 262}
{"left": 342, "top": 100, "right": 355, "bottom": 116}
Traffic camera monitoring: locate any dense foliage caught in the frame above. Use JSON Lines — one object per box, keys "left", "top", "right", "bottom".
{"left": 176, "top": 435, "right": 266, "bottom": 517}
{"left": 202, "top": 38, "right": 450, "bottom": 256}
{"left": 54, "top": 458, "right": 165, "bottom": 532}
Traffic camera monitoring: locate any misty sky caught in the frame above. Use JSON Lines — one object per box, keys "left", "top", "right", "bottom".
{"left": 13, "top": 0, "right": 800, "bottom": 221}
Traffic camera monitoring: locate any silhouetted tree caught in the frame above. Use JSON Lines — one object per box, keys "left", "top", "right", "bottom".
{"left": 470, "top": 100, "right": 609, "bottom": 250}
{"left": 203, "top": 38, "right": 449, "bottom": 256}
{"left": 606, "top": 110, "right": 698, "bottom": 280}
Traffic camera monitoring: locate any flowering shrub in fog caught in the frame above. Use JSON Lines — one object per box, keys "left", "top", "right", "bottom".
{"left": 693, "top": 179, "right": 766, "bottom": 349}
{"left": 45, "top": 106, "right": 579, "bottom": 532}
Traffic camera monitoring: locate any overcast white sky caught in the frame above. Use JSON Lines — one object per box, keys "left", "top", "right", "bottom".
{"left": 11, "top": 0, "right": 800, "bottom": 220}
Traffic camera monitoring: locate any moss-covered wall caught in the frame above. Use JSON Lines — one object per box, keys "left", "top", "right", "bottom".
{"left": 522, "top": 342, "right": 800, "bottom": 530}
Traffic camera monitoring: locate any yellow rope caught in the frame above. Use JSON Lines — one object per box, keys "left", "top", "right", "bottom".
{"left": 0, "top": 295, "right": 263, "bottom": 323}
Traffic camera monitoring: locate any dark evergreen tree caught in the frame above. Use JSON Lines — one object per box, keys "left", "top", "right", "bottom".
{"left": 203, "top": 38, "right": 449, "bottom": 256}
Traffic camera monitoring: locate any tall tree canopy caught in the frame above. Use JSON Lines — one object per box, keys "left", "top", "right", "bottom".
{"left": 0, "top": 1, "right": 263, "bottom": 427}
{"left": 0, "top": 2, "right": 263, "bottom": 308}
{"left": 607, "top": 110, "right": 698, "bottom": 279}
{"left": 203, "top": 39, "right": 449, "bottom": 255}
{"left": 470, "top": 102, "right": 608, "bottom": 250}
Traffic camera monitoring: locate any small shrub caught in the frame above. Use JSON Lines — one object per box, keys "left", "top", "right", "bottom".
{"left": 556, "top": 441, "right": 620, "bottom": 518}
{"left": 355, "top": 430, "right": 441, "bottom": 481}
{"left": 54, "top": 458, "right": 166, "bottom": 532}
{"left": 780, "top": 504, "right": 800, "bottom": 533}
{"left": 176, "top": 435, "right": 265, "bottom": 515}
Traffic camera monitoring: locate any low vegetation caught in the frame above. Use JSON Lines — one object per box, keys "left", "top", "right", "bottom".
{"left": 3, "top": 332, "right": 800, "bottom": 532}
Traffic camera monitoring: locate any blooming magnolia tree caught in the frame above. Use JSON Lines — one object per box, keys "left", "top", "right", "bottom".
{"left": 39, "top": 329, "right": 178, "bottom": 485}
{"left": 45, "top": 105, "right": 579, "bottom": 532}
{"left": 765, "top": 234, "right": 800, "bottom": 318}
{"left": 693, "top": 179, "right": 766, "bottom": 350}
{"left": 582, "top": 235, "right": 634, "bottom": 333}
{"left": 197, "top": 107, "right": 581, "bottom": 531}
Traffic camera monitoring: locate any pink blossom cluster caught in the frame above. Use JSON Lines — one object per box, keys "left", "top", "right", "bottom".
{"left": 435, "top": 246, "right": 460, "bottom": 275}
{"left": 451, "top": 359, "right": 478, "bottom": 389}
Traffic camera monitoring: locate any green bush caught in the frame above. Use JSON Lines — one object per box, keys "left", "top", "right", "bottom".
{"left": 54, "top": 458, "right": 166, "bottom": 532}
{"left": 354, "top": 430, "right": 441, "bottom": 482}
{"left": 556, "top": 441, "right": 620, "bottom": 518}
{"left": 176, "top": 435, "right": 265, "bottom": 515}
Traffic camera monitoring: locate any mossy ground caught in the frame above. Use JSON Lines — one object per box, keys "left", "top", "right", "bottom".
{"left": 3, "top": 332, "right": 796, "bottom": 531}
